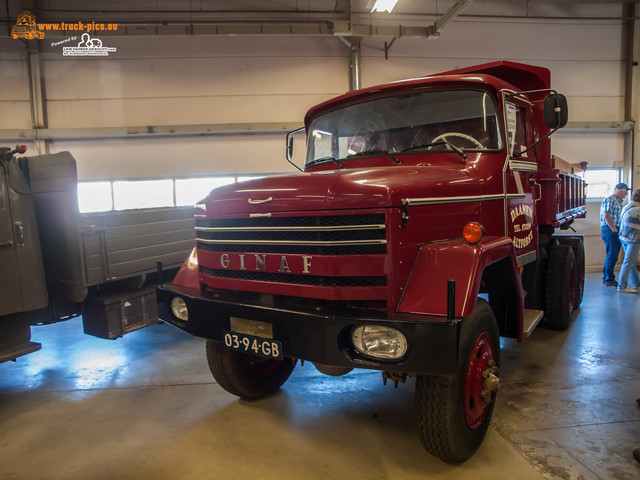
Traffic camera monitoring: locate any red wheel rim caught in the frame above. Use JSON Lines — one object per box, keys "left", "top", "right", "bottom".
{"left": 464, "top": 332, "right": 496, "bottom": 429}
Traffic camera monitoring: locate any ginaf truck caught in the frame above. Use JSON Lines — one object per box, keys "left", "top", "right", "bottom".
{"left": 157, "top": 61, "right": 586, "bottom": 463}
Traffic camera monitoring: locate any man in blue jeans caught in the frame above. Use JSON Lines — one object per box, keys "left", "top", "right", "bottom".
{"left": 600, "top": 182, "right": 629, "bottom": 286}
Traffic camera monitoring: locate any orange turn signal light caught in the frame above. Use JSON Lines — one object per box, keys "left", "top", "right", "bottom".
{"left": 463, "top": 222, "right": 485, "bottom": 244}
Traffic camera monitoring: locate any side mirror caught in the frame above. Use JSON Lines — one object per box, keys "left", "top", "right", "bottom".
{"left": 285, "top": 127, "right": 305, "bottom": 172}
{"left": 543, "top": 93, "right": 568, "bottom": 129}
{"left": 286, "top": 135, "right": 294, "bottom": 162}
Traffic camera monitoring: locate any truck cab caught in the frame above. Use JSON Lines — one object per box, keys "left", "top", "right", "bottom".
{"left": 157, "top": 61, "right": 584, "bottom": 463}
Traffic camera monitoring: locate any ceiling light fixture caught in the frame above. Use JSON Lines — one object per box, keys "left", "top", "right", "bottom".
{"left": 371, "top": 0, "right": 398, "bottom": 13}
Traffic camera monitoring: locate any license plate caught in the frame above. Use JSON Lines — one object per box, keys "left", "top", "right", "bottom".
{"left": 223, "top": 331, "right": 283, "bottom": 360}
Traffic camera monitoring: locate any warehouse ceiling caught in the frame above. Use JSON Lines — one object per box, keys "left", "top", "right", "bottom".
{"left": 1, "top": 0, "right": 635, "bottom": 39}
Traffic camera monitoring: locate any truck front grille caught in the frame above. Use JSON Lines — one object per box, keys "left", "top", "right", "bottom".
{"left": 195, "top": 214, "right": 386, "bottom": 255}
{"left": 195, "top": 213, "right": 388, "bottom": 293}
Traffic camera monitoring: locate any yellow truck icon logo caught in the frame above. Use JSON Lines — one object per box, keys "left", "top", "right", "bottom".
{"left": 11, "top": 11, "right": 44, "bottom": 40}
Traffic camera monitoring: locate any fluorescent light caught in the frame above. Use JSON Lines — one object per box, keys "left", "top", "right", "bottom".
{"left": 371, "top": 0, "right": 398, "bottom": 13}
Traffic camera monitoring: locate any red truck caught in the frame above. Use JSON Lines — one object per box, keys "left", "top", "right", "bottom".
{"left": 157, "top": 61, "right": 586, "bottom": 463}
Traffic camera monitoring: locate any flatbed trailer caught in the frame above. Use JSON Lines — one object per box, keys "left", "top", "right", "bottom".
{"left": 0, "top": 148, "right": 194, "bottom": 362}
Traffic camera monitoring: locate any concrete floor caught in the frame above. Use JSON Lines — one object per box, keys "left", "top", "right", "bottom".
{"left": 1, "top": 272, "right": 639, "bottom": 480}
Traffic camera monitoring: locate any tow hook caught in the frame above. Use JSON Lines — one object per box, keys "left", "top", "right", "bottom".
{"left": 382, "top": 371, "right": 407, "bottom": 388}
{"left": 481, "top": 360, "right": 500, "bottom": 402}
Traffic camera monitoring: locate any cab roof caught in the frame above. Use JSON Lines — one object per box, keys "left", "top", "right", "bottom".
{"left": 304, "top": 60, "right": 551, "bottom": 126}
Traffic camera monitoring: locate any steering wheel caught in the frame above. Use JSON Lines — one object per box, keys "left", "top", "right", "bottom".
{"left": 431, "top": 132, "right": 484, "bottom": 149}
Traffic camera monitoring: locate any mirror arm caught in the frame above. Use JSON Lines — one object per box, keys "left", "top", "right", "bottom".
{"left": 508, "top": 88, "right": 565, "bottom": 159}
{"left": 513, "top": 127, "right": 559, "bottom": 158}
{"left": 506, "top": 88, "right": 557, "bottom": 100}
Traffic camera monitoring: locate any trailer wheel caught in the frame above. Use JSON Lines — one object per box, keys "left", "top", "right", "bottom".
{"left": 206, "top": 339, "right": 297, "bottom": 399}
{"left": 544, "top": 244, "right": 576, "bottom": 330}
{"left": 415, "top": 298, "right": 500, "bottom": 463}
{"left": 556, "top": 237, "right": 585, "bottom": 309}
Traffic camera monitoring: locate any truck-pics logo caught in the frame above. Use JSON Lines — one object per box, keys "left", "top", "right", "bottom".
{"left": 10, "top": 9, "right": 118, "bottom": 56}
{"left": 10, "top": 11, "right": 44, "bottom": 40}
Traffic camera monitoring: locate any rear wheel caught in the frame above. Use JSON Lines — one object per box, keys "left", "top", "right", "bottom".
{"left": 556, "top": 236, "right": 585, "bottom": 309}
{"left": 544, "top": 244, "right": 576, "bottom": 330}
{"left": 415, "top": 299, "right": 500, "bottom": 463}
{"left": 206, "top": 339, "right": 297, "bottom": 399}
{"left": 522, "top": 246, "right": 548, "bottom": 310}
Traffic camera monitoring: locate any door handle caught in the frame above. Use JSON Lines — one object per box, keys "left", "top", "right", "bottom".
{"left": 0, "top": 239, "right": 14, "bottom": 248}
{"left": 14, "top": 221, "right": 24, "bottom": 245}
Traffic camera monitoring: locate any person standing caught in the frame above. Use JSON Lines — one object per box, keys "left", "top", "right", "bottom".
{"left": 600, "top": 183, "right": 629, "bottom": 286}
{"left": 617, "top": 188, "right": 640, "bottom": 293}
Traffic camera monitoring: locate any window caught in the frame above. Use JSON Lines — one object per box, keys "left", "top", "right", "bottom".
{"left": 506, "top": 102, "right": 531, "bottom": 159}
{"left": 77, "top": 182, "right": 112, "bottom": 213}
{"left": 77, "top": 174, "right": 277, "bottom": 212}
{"left": 584, "top": 168, "right": 620, "bottom": 199}
{"left": 113, "top": 179, "right": 174, "bottom": 210}
{"left": 175, "top": 177, "right": 235, "bottom": 206}
{"left": 306, "top": 89, "right": 502, "bottom": 166}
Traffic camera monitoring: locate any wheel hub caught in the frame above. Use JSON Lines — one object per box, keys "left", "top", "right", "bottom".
{"left": 464, "top": 333, "right": 500, "bottom": 429}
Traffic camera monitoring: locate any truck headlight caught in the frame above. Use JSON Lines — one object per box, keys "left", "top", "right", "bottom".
{"left": 170, "top": 297, "right": 189, "bottom": 321}
{"left": 351, "top": 325, "right": 407, "bottom": 360}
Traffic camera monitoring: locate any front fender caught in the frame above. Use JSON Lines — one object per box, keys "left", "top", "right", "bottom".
{"left": 170, "top": 247, "right": 200, "bottom": 290}
{"left": 398, "top": 236, "right": 523, "bottom": 321}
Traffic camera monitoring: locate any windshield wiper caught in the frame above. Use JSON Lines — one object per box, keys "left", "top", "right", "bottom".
{"left": 311, "top": 156, "right": 345, "bottom": 169}
{"left": 346, "top": 149, "right": 401, "bottom": 165}
{"left": 399, "top": 141, "right": 467, "bottom": 161}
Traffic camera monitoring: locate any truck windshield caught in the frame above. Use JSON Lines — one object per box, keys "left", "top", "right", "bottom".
{"left": 306, "top": 89, "right": 503, "bottom": 166}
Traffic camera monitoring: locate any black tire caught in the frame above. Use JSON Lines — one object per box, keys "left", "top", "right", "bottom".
{"left": 206, "top": 339, "right": 297, "bottom": 399}
{"left": 415, "top": 298, "right": 500, "bottom": 463}
{"left": 522, "top": 246, "right": 548, "bottom": 310}
{"left": 555, "top": 236, "right": 585, "bottom": 309}
{"left": 544, "top": 244, "right": 576, "bottom": 330}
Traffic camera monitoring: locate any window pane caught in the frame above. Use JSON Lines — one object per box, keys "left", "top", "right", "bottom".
{"left": 78, "top": 182, "right": 112, "bottom": 212}
{"left": 175, "top": 177, "right": 235, "bottom": 206}
{"left": 584, "top": 169, "right": 619, "bottom": 199}
{"left": 306, "top": 89, "right": 502, "bottom": 165}
{"left": 113, "top": 179, "right": 174, "bottom": 210}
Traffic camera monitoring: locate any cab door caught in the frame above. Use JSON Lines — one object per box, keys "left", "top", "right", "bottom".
{"left": 504, "top": 97, "right": 538, "bottom": 265}
{"left": 0, "top": 156, "right": 48, "bottom": 317}
{"left": 0, "top": 161, "right": 25, "bottom": 316}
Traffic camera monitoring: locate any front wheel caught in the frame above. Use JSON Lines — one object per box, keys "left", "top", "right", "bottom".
{"left": 206, "top": 339, "right": 297, "bottom": 399}
{"left": 415, "top": 298, "right": 500, "bottom": 463}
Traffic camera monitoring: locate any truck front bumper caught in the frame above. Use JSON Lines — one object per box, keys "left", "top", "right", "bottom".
{"left": 157, "top": 283, "right": 460, "bottom": 376}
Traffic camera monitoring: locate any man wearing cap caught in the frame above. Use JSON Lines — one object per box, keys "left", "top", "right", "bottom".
{"left": 600, "top": 182, "right": 629, "bottom": 286}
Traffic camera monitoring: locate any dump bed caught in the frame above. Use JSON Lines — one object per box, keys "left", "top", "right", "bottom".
{"left": 549, "top": 155, "right": 587, "bottom": 229}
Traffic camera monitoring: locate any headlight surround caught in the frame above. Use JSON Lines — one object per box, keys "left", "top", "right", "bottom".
{"left": 351, "top": 325, "right": 408, "bottom": 360}
{"left": 170, "top": 297, "right": 189, "bottom": 321}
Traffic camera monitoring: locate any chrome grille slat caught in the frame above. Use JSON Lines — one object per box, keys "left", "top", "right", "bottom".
{"left": 195, "top": 214, "right": 387, "bottom": 256}
{"left": 196, "top": 239, "right": 386, "bottom": 246}
{"left": 195, "top": 224, "right": 385, "bottom": 232}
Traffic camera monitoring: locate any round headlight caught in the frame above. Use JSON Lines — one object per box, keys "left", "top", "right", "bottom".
{"left": 351, "top": 325, "right": 408, "bottom": 360}
{"left": 170, "top": 297, "right": 189, "bottom": 321}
